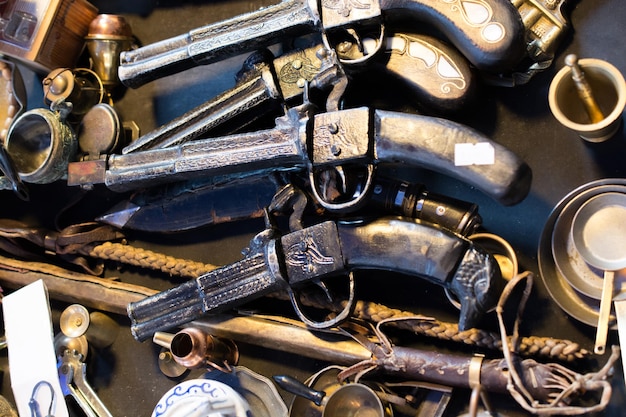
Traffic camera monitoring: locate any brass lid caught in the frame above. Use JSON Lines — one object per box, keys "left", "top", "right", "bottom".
{"left": 42, "top": 68, "right": 75, "bottom": 102}
{"left": 60, "top": 304, "right": 90, "bottom": 338}
{"left": 78, "top": 103, "right": 121, "bottom": 157}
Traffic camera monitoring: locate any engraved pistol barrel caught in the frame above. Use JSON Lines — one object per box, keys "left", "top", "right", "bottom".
{"left": 68, "top": 110, "right": 308, "bottom": 191}
{"left": 122, "top": 50, "right": 284, "bottom": 153}
{"left": 128, "top": 241, "right": 287, "bottom": 342}
{"left": 118, "top": 0, "right": 319, "bottom": 88}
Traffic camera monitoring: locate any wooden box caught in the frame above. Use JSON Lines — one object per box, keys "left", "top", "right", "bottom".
{"left": 0, "top": 0, "right": 98, "bottom": 73}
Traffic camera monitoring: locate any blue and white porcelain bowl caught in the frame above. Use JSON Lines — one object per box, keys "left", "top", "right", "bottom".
{"left": 152, "top": 379, "right": 250, "bottom": 417}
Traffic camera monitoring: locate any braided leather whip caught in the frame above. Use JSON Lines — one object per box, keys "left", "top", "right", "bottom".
{"left": 87, "top": 241, "right": 218, "bottom": 277}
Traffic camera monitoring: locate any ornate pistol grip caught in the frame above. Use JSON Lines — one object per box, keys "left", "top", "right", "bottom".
{"left": 336, "top": 216, "right": 503, "bottom": 330}
{"left": 128, "top": 244, "right": 286, "bottom": 342}
{"left": 118, "top": 0, "right": 318, "bottom": 88}
{"left": 346, "top": 32, "right": 476, "bottom": 113}
{"left": 311, "top": 107, "right": 531, "bottom": 206}
{"left": 380, "top": 33, "right": 477, "bottom": 113}
{"left": 372, "top": 109, "right": 532, "bottom": 205}
{"left": 379, "top": 0, "right": 526, "bottom": 72}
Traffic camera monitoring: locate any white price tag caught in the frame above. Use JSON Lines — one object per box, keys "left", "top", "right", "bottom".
{"left": 454, "top": 142, "right": 495, "bottom": 166}
{"left": 3, "top": 280, "right": 69, "bottom": 417}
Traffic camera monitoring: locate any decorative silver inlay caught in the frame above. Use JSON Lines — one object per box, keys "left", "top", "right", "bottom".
{"left": 387, "top": 35, "right": 467, "bottom": 94}
{"left": 441, "top": 0, "right": 505, "bottom": 43}
{"left": 461, "top": 0, "right": 490, "bottom": 24}
{"left": 188, "top": 5, "right": 313, "bottom": 53}
{"left": 321, "top": 0, "right": 371, "bottom": 17}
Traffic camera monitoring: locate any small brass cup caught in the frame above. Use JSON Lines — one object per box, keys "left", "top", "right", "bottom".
{"left": 549, "top": 57, "right": 626, "bottom": 142}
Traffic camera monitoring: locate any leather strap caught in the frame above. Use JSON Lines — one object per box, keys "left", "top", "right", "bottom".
{"left": 0, "top": 220, "right": 125, "bottom": 274}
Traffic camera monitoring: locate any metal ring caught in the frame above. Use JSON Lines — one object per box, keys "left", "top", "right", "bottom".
{"left": 468, "top": 354, "right": 484, "bottom": 389}
{"left": 338, "top": 24, "right": 386, "bottom": 65}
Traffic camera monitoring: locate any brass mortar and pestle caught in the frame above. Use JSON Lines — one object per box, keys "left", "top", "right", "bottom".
{"left": 549, "top": 54, "right": 626, "bottom": 142}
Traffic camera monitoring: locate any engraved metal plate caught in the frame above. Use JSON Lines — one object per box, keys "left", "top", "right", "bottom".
{"left": 320, "top": 0, "right": 382, "bottom": 29}
{"left": 281, "top": 221, "right": 344, "bottom": 285}
{"left": 312, "top": 107, "right": 370, "bottom": 164}
{"left": 274, "top": 45, "right": 326, "bottom": 101}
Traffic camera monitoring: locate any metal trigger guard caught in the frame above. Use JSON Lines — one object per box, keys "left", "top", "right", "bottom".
{"left": 337, "top": 25, "right": 386, "bottom": 66}
{"left": 308, "top": 163, "right": 375, "bottom": 213}
{"left": 317, "top": 0, "right": 385, "bottom": 67}
{"left": 287, "top": 271, "right": 356, "bottom": 329}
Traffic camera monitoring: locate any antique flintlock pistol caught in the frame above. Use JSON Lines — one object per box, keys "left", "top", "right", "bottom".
{"left": 121, "top": 32, "right": 477, "bottom": 154}
{"left": 67, "top": 104, "right": 532, "bottom": 210}
{"left": 117, "top": 0, "right": 526, "bottom": 88}
{"left": 127, "top": 215, "right": 503, "bottom": 341}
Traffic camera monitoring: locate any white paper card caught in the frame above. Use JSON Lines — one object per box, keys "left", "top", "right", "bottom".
{"left": 454, "top": 142, "right": 495, "bottom": 166}
{"left": 614, "top": 299, "right": 626, "bottom": 390}
{"left": 2, "top": 280, "right": 69, "bottom": 417}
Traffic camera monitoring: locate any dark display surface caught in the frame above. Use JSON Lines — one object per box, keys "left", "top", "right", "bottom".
{"left": 2, "top": 0, "right": 626, "bottom": 416}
